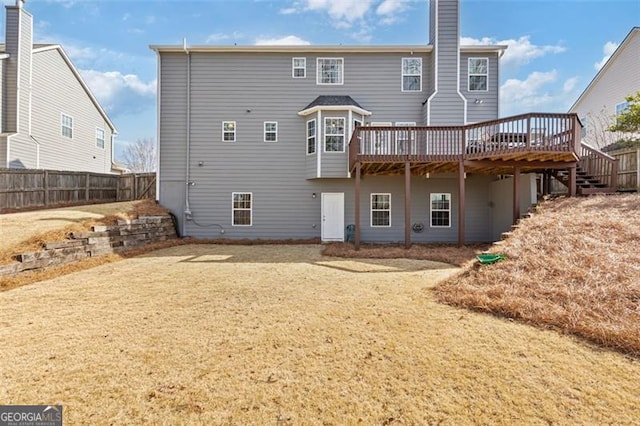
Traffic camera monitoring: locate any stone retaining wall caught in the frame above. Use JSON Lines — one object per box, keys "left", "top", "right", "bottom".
{"left": 0, "top": 215, "right": 177, "bottom": 276}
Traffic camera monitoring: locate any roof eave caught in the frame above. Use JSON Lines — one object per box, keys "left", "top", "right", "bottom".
{"left": 298, "top": 105, "right": 372, "bottom": 117}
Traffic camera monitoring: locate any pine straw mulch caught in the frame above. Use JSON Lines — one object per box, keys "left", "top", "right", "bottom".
{"left": 434, "top": 194, "right": 640, "bottom": 357}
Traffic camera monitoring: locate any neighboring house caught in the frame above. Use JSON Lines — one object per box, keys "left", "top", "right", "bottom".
{"left": 570, "top": 27, "right": 640, "bottom": 148}
{"left": 0, "top": 0, "right": 118, "bottom": 174}
{"left": 151, "top": 0, "right": 598, "bottom": 245}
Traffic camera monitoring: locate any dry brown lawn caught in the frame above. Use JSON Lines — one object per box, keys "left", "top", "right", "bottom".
{"left": 435, "top": 194, "right": 640, "bottom": 357}
{"left": 1, "top": 244, "right": 639, "bottom": 424}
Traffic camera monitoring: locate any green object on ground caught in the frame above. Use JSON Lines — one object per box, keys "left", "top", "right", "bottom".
{"left": 476, "top": 253, "right": 506, "bottom": 265}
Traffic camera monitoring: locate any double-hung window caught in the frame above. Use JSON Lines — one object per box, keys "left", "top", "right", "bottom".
{"left": 468, "top": 58, "right": 488, "bottom": 91}
{"left": 430, "top": 193, "right": 451, "bottom": 227}
{"left": 264, "top": 122, "right": 277, "bottom": 142}
{"left": 324, "top": 118, "right": 345, "bottom": 152}
{"left": 371, "top": 193, "right": 391, "bottom": 227}
{"left": 61, "top": 114, "right": 73, "bottom": 139}
{"left": 402, "top": 58, "right": 422, "bottom": 91}
{"left": 95, "top": 128, "right": 105, "bottom": 149}
{"left": 307, "top": 119, "right": 316, "bottom": 154}
{"left": 317, "top": 58, "right": 343, "bottom": 85}
{"left": 615, "top": 101, "right": 630, "bottom": 125}
{"left": 292, "top": 57, "right": 306, "bottom": 78}
{"left": 232, "top": 192, "right": 252, "bottom": 226}
{"left": 222, "top": 121, "right": 236, "bottom": 142}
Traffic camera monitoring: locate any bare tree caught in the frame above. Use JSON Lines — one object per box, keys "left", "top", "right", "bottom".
{"left": 122, "top": 137, "right": 157, "bottom": 172}
{"left": 582, "top": 107, "right": 628, "bottom": 149}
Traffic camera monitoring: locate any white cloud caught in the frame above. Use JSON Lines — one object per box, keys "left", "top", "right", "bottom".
{"left": 145, "top": 15, "right": 156, "bottom": 25}
{"left": 279, "top": 7, "right": 298, "bottom": 15}
{"left": 461, "top": 35, "right": 565, "bottom": 67}
{"left": 594, "top": 41, "right": 618, "bottom": 70}
{"left": 376, "top": 0, "right": 409, "bottom": 25}
{"left": 80, "top": 70, "right": 156, "bottom": 117}
{"left": 500, "top": 70, "right": 580, "bottom": 116}
{"left": 206, "top": 33, "right": 230, "bottom": 43}
{"left": 304, "top": 0, "right": 375, "bottom": 26}
{"left": 255, "top": 35, "right": 311, "bottom": 45}
{"left": 63, "top": 44, "right": 96, "bottom": 60}
{"left": 127, "top": 28, "right": 144, "bottom": 35}
{"left": 122, "top": 13, "right": 131, "bottom": 21}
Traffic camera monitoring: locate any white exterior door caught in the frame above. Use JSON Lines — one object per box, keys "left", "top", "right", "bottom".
{"left": 321, "top": 192, "right": 344, "bottom": 241}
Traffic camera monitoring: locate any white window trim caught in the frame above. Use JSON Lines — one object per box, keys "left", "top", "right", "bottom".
{"left": 306, "top": 118, "right": 316, "bottom": 155}
{"left": 401, "top": 57, "right": 422, "bottom": 92}
{"left": 292, "top": 57, "right": 306, "bottom": 78}
{"left": 222, "top": 121, "right": 236, "bottom": 142}
{"left": 324, "top": 117, "right": 346, "bottom": 153}
{"left": 61, "top": 113, "right": 73, "bottom": 139}
{"left": 95, "top": 127, "right": 105, "bottom": 149}
{"left": 232, "top": 192, "right": 252, "bottom": 227}
{"left": 370, "top": 193, "right": 391, "bottom": 228}
{"left": 316, "top": 57, "right": 344, "bottom": 86}
{"left": 468, "top": 57, "right": 489, "bottom": 92}
{"left": 264, "top": 121, "right": 278, "bottom": 143}
{"left": 430, "top": 193, "right": 452, "bottom": 228}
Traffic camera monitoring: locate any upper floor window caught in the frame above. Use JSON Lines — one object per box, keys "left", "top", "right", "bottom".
{"left": 371, "top": 193, "right": 391, "bottom": 227}
{"left": 61, "top": 114, "right": 73, "bottom": 139}
{"left": 96, "top": 128, "right": 105, "bottom": 149}
{"left": 222, "top": 121, "right": 236, "bottom": 142}
{"left": 402, "top": 58, "right": 422, "bottom": 92}
{"left": 264, "top": 121, "right": 277, "bottom": 142}
{"left": 468, "top": 58, "right": 488, "bottom": 91}
{"left": 324, "top": 117, "right": 345, "bottom": 152}
{"left": 317, "top": 58, "right": 343, "bottom": 85}
{"left": 292, "top": 57, "right": 306, "bottom": 78}
{"left": 307, "top": 119, "right": 316, "bottom": 155}
{"left": 430, "top": 193, "right": 451, "bottom": 227}
{"left": 615, "top": 101, "right": 630, "bottom": 117}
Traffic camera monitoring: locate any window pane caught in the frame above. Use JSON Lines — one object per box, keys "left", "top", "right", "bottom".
{"left": 403, "top": 58, "right": 421, "bottom": 75}
{"left": 224, "top": 122, "right": 235, "bottom": 131}
{"left": 403, "top": 75, "right": 421, "bottom": 91}
{"left": 233, "top": 210, "right": 251, "bottom": 225}
{"left": 469, "top": 58, "right": 487, "bottom": 74}
{"left": 308, "top": 136, "right": 316, "bottom": 154}
{"left": 319, "top": 59, "right": 343, "bottom": 84}
{"left": 469, "top": 76, "right": 487, "bottom": 91}
{"left": 325, "top": 136, "right": 344, "bottom": 151}
{"left": 431, "top": 211, "right": 449, "bottom": 227}
{"left": 372, "top": 211, "right": 390, "bottom": 226}
{"left": 307, "top": 121, "right": 316, "bottom": 138}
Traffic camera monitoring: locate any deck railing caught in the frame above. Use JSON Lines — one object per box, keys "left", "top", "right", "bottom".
{"left": 579, "top": 143, "right": 619, "bottom": 189}
{"left": 348, "top": 113, "right": 580, "bottom": 171}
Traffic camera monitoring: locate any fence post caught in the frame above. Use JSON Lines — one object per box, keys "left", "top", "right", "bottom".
{"left": 85, "top": 172, "right": 90, "bottom": 202}
{"left": 43, "top": 170, "right": 49, "bottom": 206}
{"left": 133, "top": 174, "right": 138, "bottom": 200}
{"left": 611, "top": 158, "right": 619, "bottom": 191}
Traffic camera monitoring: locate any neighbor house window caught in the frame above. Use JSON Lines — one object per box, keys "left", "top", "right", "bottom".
{"left": 615, "top": 101, "right": 630, "bottom": 117}
{"left": 61, "top": 114, "right": 73, "bottom": 138}
{"left": 402, "top": 58, "right": 422, "bottom": 91}
{"left": 468, "top": 58, "right": 488, "bottom": 91}
{"left": 430, "top": 193, "right": 451, "bottom": 227}
{"left": 95, "top": 127, "right": 105, "bottom": 149}
{"left": 264, "top": 121, "right": 277, "bottom": 142}
{"left": 317, "top": 58, "right": 343, "bottom": 85}
{"left": 232, "top": 192, "right": 252, "bottom": 226}
{"left": 307, "top": 119, "right": 316, "bottom": 154}
{"left": 222, "top": 121, "right": 236, "bottom": 142}
{"left": 324, "top": 117, "right": 345, "bottom": 152}
{"left": 292, "top": 57, "right": 306, "bottom": 78}
{"left": 371, "top": 193, "right": 391, "bottom": 227}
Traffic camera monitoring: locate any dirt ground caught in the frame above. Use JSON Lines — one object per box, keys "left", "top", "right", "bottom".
{"left": 0, "top": 245, "right": 638, "bottom": 424}
{"left": 0, "top": 201, "right": 138, "bottom": 248}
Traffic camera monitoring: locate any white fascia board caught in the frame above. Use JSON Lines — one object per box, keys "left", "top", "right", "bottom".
{"left": 298, "top": 105, "right": 372, "bottom": 117}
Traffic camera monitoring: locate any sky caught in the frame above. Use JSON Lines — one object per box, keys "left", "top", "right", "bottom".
{"left": 0, "top": 0, "right": 638, "bottom": 161}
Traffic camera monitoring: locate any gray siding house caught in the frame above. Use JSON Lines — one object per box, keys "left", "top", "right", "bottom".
{"left": 152, "top": 0, "right": 590, "bottom": 245}
{"left": 0, "top": 0, "right": 117, "bottom": 174}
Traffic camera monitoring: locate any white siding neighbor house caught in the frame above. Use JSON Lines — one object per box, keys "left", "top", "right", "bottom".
{"left": 0, "top": 0, "right": 118, "bottom": 174}
{"left": 569, "top": 27, "right": 640, "bottom": 149}
{"left": 152, "top": 0, "right": 615, "bottom": 246}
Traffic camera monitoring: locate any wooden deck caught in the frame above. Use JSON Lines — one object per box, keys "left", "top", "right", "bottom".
{"left": 348, "top": 113, "right": 619, "bottom": 250}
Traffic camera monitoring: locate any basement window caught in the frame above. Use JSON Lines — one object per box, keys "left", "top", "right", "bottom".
{"left": 232, "top": 192, "right": 252, "bottom": 226}
{"left": 371, "top": 193, "right": 391, "bottom": 227}
{"left": 430, "top": 193, "right": 451, "bottom": 227}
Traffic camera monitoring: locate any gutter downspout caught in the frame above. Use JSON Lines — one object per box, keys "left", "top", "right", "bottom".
{"left": 183, "top": 39, "right": 192, "bottom": 233}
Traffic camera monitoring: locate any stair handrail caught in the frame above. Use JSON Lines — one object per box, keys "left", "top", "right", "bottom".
{"left": 579, "top": 142, "right": 619, "bottom": 189}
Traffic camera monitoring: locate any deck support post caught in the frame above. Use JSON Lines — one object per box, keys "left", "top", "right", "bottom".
{"left": 355, "top": 162, "right": 361, "bottom": 250}
{"left": 404, "top": 161, "right": 411, "bottom": 249}
{"left": 513, "top": 166, "right": 521, "bottom": 225}
{"left": 568, "top": 166, "right": 577, "bottom": 197}
{"left": 458, "top": 160, "right": 465, "bottom": 247}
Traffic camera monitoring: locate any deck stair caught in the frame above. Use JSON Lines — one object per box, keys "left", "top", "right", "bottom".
{"left": 552, "top": 166, "right": 612, "bottom": 195}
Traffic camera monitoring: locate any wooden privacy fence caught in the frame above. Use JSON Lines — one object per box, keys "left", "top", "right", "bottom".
{"left": 607, "top": 147, "right": 639, "bottom": 191}
{"left": 0, "top": 169, "right": 156, "bottom": 212}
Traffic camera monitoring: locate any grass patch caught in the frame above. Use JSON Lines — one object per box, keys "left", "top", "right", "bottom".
{"left": 434, "top": 194, "right": 640, "bottom": 357}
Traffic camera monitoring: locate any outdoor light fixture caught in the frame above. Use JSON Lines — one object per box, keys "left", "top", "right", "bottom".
{"left": 312, "top": 192, "right": 317, "bottom": 198}
{"left": 474, "top": 99, "right": 483, "bottom": 104}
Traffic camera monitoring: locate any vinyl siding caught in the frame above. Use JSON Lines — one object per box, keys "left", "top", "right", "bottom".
{"left": 29, "top": 49, "right": 113, "bottom": 173}
{"left": 0, "top": 135, "right": 7, "bottom": 166}
{"left": 570, "top": 30, "right": 640, "bottom": 147}
{"left": 3, "top": 7, "right": 21, "bottom": 134}
{"left": 462, "top": 52, "right": 499, "bottom": 123}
